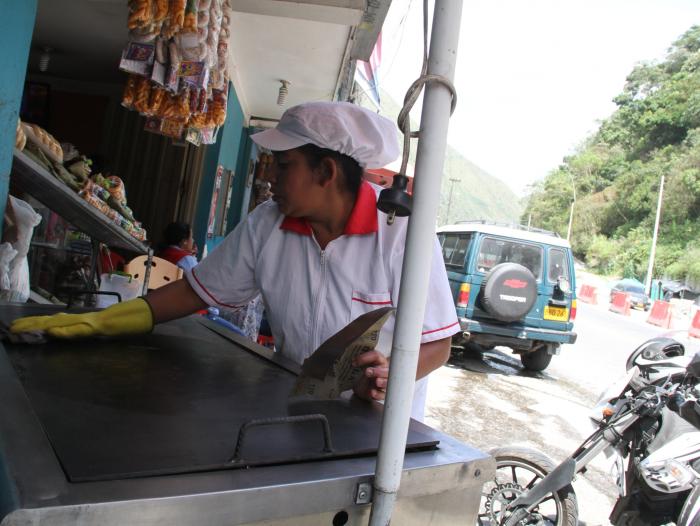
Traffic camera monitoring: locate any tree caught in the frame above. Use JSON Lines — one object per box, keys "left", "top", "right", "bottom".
{"left": 522, "top": 26, "right": 700, "bottom": 283}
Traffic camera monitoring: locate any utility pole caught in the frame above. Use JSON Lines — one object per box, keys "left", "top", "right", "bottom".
{"left": 644, "top": 174, "right": 665, "bottom": 295}
{"left": 445, "top": 177, "right": 460, "bottom": 224}
{"left": 566, "top": 174, "right": 577, "bottom": 241}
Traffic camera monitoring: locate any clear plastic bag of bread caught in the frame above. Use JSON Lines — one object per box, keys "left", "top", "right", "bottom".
{"left": 170, "top": 0, "right": 186, "bottom": 32}
{"left": 122, "top": 74, "right": 139, "bottom": 109}
{"left": 20, "top": 122, "right": 63, "bottom": 164}
{"left": 132, "top": 77, "right": 152, "bottom": 114}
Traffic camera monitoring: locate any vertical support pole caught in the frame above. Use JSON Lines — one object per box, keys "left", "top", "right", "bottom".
{"left": 142, "top": 249, "right": 154, "bottom": 296}
{"left": 89, "top": 238, "right": 100, "bottom": 289}
{"left": 0, "top": 1, "right": 37, "bottom": 230}
{"left": 368, "top": 1, "right": 462, "bottom": 524}
{"left": 566, "top": 200, "right": 574, "bottom": 241}
{"left": 566, "top": 172, "right": 576, "bottom": 241}
{"left": 644, "top": 174, "right": 664, "bottom": 295}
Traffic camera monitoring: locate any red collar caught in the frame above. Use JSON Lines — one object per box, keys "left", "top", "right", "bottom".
{"left": 279, "top": 181, "right": 378, "bottom": 236}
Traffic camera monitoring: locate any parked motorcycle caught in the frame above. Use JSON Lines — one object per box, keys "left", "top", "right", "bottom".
{"left": 478, "top": 336, "right": 700, "bottom": 526}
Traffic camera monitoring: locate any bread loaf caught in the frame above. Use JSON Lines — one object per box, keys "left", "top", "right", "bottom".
{"left": 15, "top": 119, "right": 26, "bottom": 151}
{"left": 21, "top": 123, "right": 63, "bottom": 164}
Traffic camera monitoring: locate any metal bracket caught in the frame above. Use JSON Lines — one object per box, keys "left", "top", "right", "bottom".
{"left": 141, "top": 249, "right": 154, "bottom": 296}
{"left": 355, "top": 482, "right": 373, "bottom": 504}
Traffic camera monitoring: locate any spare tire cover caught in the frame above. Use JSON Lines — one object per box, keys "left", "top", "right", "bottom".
{"left": 481, "top": 263, "right": 537, "bottom": 322}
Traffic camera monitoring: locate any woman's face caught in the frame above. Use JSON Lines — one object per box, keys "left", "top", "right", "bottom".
{"left": 269, "top": 149, "right": 323, "bottom": 217}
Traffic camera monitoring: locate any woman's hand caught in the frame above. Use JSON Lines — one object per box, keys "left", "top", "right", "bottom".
{"left": 352, "top": 350, "right": 389, "bottom": 401}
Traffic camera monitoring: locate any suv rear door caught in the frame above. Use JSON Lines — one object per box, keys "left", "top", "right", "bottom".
{"left": 472, "top": 235, "right": 547, "bottom": 327}
{"left": 543, "top": 246, "right": 575, "bottom": 331}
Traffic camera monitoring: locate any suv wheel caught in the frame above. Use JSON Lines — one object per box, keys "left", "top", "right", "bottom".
{"left": 481, "top": 263, "right": 537, "bottom": 322}
{"left": 521, "top": 345, "right": 554, "bottom": 371}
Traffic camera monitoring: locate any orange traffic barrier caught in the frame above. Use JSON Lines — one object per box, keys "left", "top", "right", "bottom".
{"left": 609, "top": 290, "right": 631, "bottom": 316}
{"left": 690, "top": 310, "right": 700, "bottom": 339}
{"left": 578, "top": 284, "right": 598, "bottom": 305}
{"left": 647, "top": 300, "right": 673, "bottom": 329}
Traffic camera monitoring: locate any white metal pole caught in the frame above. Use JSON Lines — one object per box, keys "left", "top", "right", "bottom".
{"left": 645, "top": 174, "right": 665, "bottom": 295}
{"left": 368, "top": 1, "right": 462, "bottom": 524}
{"left": 566, "top": 173, "right": 576, "bottom": 241}
{"left": 566, "top": 200, "right": 574, "bottom": 241}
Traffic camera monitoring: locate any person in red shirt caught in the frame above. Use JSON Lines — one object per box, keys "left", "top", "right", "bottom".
{"left": 156, "top": 222, "right": 198, "bottom": 271}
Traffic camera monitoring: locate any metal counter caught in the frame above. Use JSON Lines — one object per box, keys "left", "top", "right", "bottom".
{"left": 0, "top": 304, "right": 492, "bottom": 525}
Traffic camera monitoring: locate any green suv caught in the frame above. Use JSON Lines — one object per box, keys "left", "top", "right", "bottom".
{"left": 437, "top": 221, "right": 577, "bottom": 371}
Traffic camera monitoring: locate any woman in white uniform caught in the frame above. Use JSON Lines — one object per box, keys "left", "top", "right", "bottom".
{"left": 11, "top": 101, "right": 459, "bottom": 419}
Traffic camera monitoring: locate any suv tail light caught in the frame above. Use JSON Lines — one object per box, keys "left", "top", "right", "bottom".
{"left": 570, "top": 299, "right": 577, "bottom": 321}
{"left": 457, "top": 283, "right": 470, "bottom": 308}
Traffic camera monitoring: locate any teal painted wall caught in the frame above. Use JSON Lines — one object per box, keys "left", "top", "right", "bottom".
{"left": 0, "top": 1, "right": 38, "bottom": 228}
{"left": 225, "top": 128, "right": 254, "bottom": 234}
{"left": 218, "top": 92, "right": 244, "bottom": 172}
{"left": 193, "top": 83, "right": 245, "bottom": 253}
{"left": 0, "top": 0, "right": 36, "bottom": 511}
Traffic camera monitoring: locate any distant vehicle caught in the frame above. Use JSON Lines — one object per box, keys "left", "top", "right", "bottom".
{"left": 437, "top": 221, "right": 577, "bottom": 372}
{"left": 611, "top": 279, "right": 651, "bottom": 311}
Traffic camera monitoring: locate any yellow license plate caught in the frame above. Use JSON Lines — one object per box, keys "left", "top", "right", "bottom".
{"left": 544, "top": 305, "right": 568, "bottom": 321}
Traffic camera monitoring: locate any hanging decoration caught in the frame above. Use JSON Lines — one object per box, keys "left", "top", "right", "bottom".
{"left": 119, "top": 0, "right": 232, "bottom": 145}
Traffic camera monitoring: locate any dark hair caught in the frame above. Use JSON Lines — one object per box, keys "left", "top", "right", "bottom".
{"left": 296, "top": 143, "right": 363, "bottom": 195}
{"left": 163, "top": 222, "right": 191, "bottom": 246}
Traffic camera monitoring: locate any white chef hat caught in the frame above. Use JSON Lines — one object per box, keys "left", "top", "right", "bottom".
{"left": 250, "top": 101, "right": 399, "bottom": 169}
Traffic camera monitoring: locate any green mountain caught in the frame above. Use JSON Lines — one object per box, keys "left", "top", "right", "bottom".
{"left": 359, "top": 89, "right": 522, "bottom": 224}
{"left": 521, "top": 25, "right": 700, "bottom": 284}
{"left": 439, "top": 144, "right": 523, "bottom": 224}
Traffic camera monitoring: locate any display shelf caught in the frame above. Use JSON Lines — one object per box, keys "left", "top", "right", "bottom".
{"left": 30, "top": 241, "right": 92, "bottom": 255}
{"left": 11, "top": 150, "right": 148, "bottom": 254}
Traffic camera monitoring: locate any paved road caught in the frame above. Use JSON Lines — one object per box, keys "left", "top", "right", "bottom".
{"left": 423, "top": 300, "right": 691, "bottom": 525}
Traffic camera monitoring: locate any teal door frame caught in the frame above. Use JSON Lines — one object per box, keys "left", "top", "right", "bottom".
{"left": 0, "top": 1, "right": 38, "bottom": 228}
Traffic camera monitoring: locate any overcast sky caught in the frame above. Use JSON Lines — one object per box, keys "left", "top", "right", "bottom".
{"left": 380, "top": 0, "right": 700, "bottom": 195}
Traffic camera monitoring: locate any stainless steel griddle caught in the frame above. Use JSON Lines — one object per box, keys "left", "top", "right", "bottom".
{"left": 0, "top": 304, "right": 492, "bottom": 525}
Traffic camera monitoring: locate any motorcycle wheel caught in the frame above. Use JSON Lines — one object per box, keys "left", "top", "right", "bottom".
{"left": 477, "top": 447, "right": 578, "bottom": 526}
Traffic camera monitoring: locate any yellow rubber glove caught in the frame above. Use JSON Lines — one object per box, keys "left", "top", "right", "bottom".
{"left": 10, "top": 298, "right": 154, "bottom": 339}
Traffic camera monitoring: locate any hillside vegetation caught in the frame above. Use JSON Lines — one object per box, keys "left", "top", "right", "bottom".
{"left": 522, "top": 26, "right": 700, "bottom": 284}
